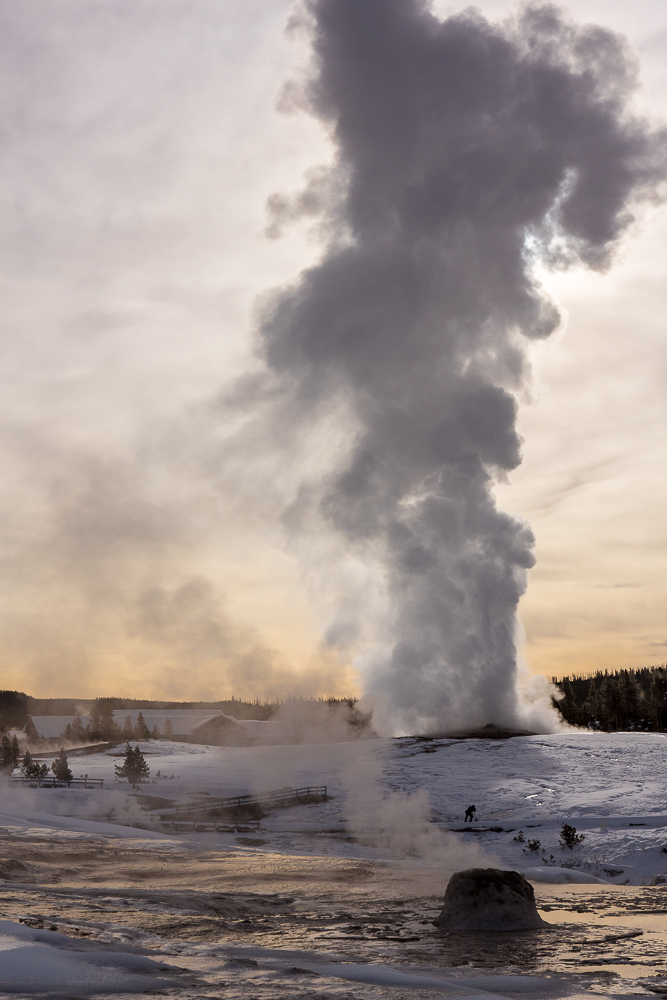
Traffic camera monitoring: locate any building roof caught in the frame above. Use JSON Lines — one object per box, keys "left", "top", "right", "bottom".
{"left": 28, "top": 709, "right": 229, "bottom": 739}
{"left": 29, "top": 716, "right": 89, "bottom": 739}
{"left": 114, "top": 710, "right": 224, "bottom": 734}
{"left": 26, "top": 707, "right": 306, "bottom": 742}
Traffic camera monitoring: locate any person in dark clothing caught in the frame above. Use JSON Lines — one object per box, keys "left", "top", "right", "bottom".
{"left": 464, "top": 805, "right": 476, "bottom": 822}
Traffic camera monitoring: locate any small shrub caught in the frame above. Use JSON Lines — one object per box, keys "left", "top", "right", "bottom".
{"left": 560, "top": 823, "right": 585, "bottom": 849}
{"left": 514, "top": 830, "right": 525, "bottom": 843}
{"left": 525, "top": 838, "right": 541, "bottom": 853}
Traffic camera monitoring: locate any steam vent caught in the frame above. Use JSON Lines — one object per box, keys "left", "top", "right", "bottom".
{"left": 433, "top": 868, "right": 547, "bottom": 932}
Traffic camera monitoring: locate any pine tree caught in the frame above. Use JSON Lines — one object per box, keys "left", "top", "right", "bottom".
{"left": 618, "top": 670, "right": 643, "bottom": 729}
{"left": 0, "top": 691, "right": 29, "bottom": 732}
{"left": 21, "top": 749, "right": 33, "bottom": 775}
{"left": 134, "top": 712, "right": 150, "bottom": 740}
{"left": 554, "top": 679, "right": 578, "bottom": 726}
{"left": 98, "top": 699, "right": 120, "bottom": 740}
{"left": 650, "top": 668, "right": 667, "bottom": 730}
{"left": 122, "top": 715, "right": 133, "bottom": 740}
{"left": 10, "top": 735, "right": 20, "bottom": 766}
{"left": 554, "top": 665, "right": 667, "bottom": 731}
{"left": 115, "top": 743, "right": 150, "bottom": 783}
{"left": 88, "top": 700, "right": 101, "bottom": 739}
{"left": 52, "top": 749, "right": 73, "bottom": 784}
{"left": 71, "top": 713, "right": 85, "bottom": 741}
{"left": 599, "top": 675, "right": 624, "bottom": 730}
{"left": 22, "top": 751, "right": 48, "bottom": 780}
{"left": 163, "top": 717, "right": 174, "bottom": 738}
{"left": 0, "top": 735, "right": 13, "bottom": 770}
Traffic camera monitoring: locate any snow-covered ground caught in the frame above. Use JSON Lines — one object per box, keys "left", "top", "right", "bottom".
{"left": 0, "top": 920, "right": 182, "bottom": 996}
{"left": 3, "top": 732, "right": 667, "bottom": 998}
{"left": 3, "top": 732, "right": 667, "bottom": 885}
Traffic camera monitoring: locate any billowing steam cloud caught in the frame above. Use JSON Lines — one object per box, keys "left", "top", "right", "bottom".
{"left": 242, "top": 0, "right": 665, "bottom": 734}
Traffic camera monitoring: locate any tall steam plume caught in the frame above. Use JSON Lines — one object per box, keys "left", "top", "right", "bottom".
{"left": 244, "top": 0, "right": 665, "bottom": 734}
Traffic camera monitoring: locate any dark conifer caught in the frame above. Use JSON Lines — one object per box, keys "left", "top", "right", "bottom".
{"left": 52, "top": 748, "right": 73, "bottom": 784}
{"left": 71, "top": 713, "right": 85, "bottom": 741}
{"left": 115, "top": 743, "right": 150, "bottom": 783}
{"left": 554, "top": 663, "right": 667, "bottom": 730}
{"left": 0, "top": 735, "right": 12, "bottom": 770}
{"left": 22, "top": 751, "right": 49, "bottom": 780}
{"left": 21, "top": 749, "right": 34, "bottom": 776}
{"left": 134, "top": 712, "right": 150, "bottom": 740}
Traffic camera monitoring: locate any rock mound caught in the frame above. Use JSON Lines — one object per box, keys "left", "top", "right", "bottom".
{"left": 434, "top": 868, "right": 547, "bottom": 931}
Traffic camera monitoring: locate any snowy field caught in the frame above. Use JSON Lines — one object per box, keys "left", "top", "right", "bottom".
{"left": 2, "top": 731, "right": 667, "bottom": 997}
{"left": 4, "top": 732, "right": 667, "bottom": 882}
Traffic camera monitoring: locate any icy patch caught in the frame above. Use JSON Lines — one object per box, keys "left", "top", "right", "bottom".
{"left": 0, "top": 806, "right": 172, "bottom": 840}
{"left": 307, "top": 961, "right": 552, "bottom": 995}
{"left": 0, "top": 920, "right": 179, "bottom": 996}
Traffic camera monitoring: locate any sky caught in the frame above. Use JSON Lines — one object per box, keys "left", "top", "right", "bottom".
{"left": 0, "top": 0, "right": 665, "bottom": 705}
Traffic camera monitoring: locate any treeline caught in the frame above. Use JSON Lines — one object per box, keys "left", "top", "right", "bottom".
{"left": 0, "top": 692, "right": 279, "bottom": 733}
{"left": 27, "top": 695, "right": 359, "bottom": 722}
{"left": 553, "top": 664, "right": 667, "bottom": 731}
{"left": 0, "top": 690, "right": 364, "bottom": 737}
{"left": 21, "top": 696, "right": 279, "bottom": 721}
{"left": 50, "top": 703, "right": 163, "bottom": 744}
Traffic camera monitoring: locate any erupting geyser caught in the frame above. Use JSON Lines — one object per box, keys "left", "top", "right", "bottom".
{"left": 240, "top": 0, "right": 666, "bottom": 735}
{"left": 434, "top": 868, "right": 547, "bottom": 931}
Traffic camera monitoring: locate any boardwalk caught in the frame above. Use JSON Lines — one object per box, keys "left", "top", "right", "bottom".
{"left": 160, "top": 785, "right": 328, "bottom": 829}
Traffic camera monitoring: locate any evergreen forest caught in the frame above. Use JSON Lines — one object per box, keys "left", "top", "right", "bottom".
{"left": 553, "top": 664, "right": 667, "bottom": 731}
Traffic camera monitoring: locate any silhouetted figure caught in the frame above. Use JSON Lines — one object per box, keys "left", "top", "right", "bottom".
{"left": 464, "top": 805, "right": 476, "bottom": 823}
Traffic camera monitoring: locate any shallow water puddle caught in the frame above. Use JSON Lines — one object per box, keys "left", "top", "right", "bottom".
{"left": 533, "top": 887, "right": 667, "bottom": 991}
{"left": 542, "top": 908, "right": 667, "bottom": 933}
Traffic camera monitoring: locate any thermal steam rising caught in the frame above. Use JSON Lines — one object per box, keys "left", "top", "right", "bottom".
{"left": 241, "top": 0, "right": 666, "bottom": 734}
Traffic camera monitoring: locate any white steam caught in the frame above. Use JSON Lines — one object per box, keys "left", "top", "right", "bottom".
{"left": 228, "top": 0, "right": 666, "bottom": 734}
{"left": 343, "top": 755, "right": 497, "bottom": 869}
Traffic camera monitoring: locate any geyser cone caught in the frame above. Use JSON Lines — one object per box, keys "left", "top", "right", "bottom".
{"left": 434, "top": 868, "right": 547, "bottom": 932}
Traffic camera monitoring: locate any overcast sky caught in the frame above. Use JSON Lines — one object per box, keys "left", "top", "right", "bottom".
{"left": 0, "top": 0, "right": 665, "bottom": 701}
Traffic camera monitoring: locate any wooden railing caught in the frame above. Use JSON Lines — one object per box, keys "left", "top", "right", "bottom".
{"left": 10, "top": 775, "right": 104, "bottom": 788}
{"left": 158, "top": 785, "right": 327, "bottom": 827}
{"left": 168, "top": 784, "right": 327, "bottom": 816}
{"left": 166, "top": 818, "right": 262, "bottom": 833}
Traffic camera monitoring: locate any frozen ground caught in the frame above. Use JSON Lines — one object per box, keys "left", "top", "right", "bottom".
{"left": 1, "top": 732, "right": 667, "bottom": 997}
{"left": 4, "top": 732, "right": 667, "bottom": 884}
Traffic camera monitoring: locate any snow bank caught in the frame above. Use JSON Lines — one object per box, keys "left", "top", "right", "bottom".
{"left": 308, "top": 961, "right": 551, "bottom": 995}
{"left": 0, "top": 920, "right": 179, "bottom": 996}
{"left": 0, "top": 807, "right": 172, "bottom": 840}
{"left": 523, "top": 867, "right": 608, "bottom": 885}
